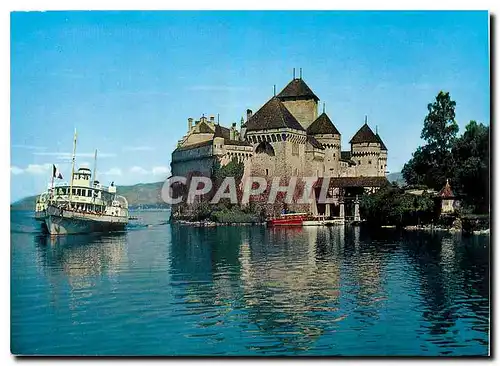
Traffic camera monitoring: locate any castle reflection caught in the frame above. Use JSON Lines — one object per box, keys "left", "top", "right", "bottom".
{"left": 170, "top": 225, "right": 393, "bottom": 353}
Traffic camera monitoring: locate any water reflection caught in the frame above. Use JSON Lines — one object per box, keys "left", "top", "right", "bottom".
{"left": 34, "top": 233, "right": 128, "bottom": 310}
{"left": 238, "top": 227, "right": 345, "bottom": 353}
{"left": 13, "top": 209, "right": 489, "bottom": 355}
{"left": 401, "top": 231, "right": 489, "bottom": 353}
{"left": 168, "top": 225, "right": 489, "bottom": 355}
{"left": 169, "top": 225, "right": 398, "bottom": 354}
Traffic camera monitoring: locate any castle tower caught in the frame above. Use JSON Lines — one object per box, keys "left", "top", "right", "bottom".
{"left": 212, "top": 123, "right": 225, "bottom": 157}
{"left": 375, "top": 130, "right": 388, "bottom": 176}
{"left": 245, "top": 96, "right": 306, "bottom": 178}
{"left": 306, "top": 112, "right": 341, "bottom": 176}
{"left": 349, "top": 118, "right": 382, "bottom": 177}
{"left": 276, "top": 74, "right": 319, "bottom": 131}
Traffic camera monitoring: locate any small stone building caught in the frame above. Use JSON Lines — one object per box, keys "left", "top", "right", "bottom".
{"left": 439, "top": 179, "right": 457, "bottom": 214}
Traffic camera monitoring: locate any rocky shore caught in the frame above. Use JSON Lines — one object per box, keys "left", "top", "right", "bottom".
{"left": 171, "top": 219, "right": 265, "bottom": 227}
{"left": 403, "top": 225, "right": 462, "bottom": 233}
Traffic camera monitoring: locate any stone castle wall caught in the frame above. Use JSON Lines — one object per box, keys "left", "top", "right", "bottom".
{"left": 281, "top": 99, "right": 318, "bottom": 130}
{"left": 351, "top": 142, "right": 382, "bottom": 177}
{"left": 304, "top": 150, "right": 325, "bottom": 177}
{"left": 378, "top": 150, "right": 388, "bottom": 176}
{"left": 314, "top": 134, "right": 341, "bottom": 176}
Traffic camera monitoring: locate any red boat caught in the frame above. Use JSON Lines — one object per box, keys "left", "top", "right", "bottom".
{"left": 267, "top": 213, "right": 309, "bottom": 226}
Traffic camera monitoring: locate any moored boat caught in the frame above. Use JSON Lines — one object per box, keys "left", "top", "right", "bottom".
{"left": 267, "top": 212, "right": 309, "bottom": 226}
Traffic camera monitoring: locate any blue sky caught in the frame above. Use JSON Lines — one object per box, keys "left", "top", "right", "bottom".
{"left": 10, "top": 11, "right": 489, "bottom": 202}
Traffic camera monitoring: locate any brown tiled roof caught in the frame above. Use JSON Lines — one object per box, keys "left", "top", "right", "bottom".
{"left": 225, "top": 139, "right": 251, "bottom": 147}
{"left": 196, "top": 121, "right": 214, "bottom": 134}
{"left": 214, "top": 124, "right": 251, "bottom": 146}
{"left": 376, "top": 133, "right": 387, "bottom": 151}
{"left": 174, "top": 140, "right": 213, "bottom": 152}
{"left": 349, "top": 123, "right": 379, "bottom": 144}
{"left": 314, "top": 176, "right": 389, "bottom": 188}
{"left": 277, "top": 78, "right": 319, "bottom": 102}
{"left": 439, "top": 180, "right": 455, "bottom": 198}
{"left": 213, "top": 124, "right": 225, "bottom": 138}
{"left": 306, "top": 135, "right": 325, "bottom": 150}
{"left": 307, "top": 113, "right": 340, "bottom": 135}
{"left": 246, "top": 96, "right": 305, "bottom": 132}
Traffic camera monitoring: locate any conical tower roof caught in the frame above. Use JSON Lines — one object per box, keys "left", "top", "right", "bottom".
{"left": 246, "top": 96, "right": 305, "bottom": 132}
{"left": 277, "top": 78, "right": 319, "bottom": 102}
{"left": 376, "top": 133, "right": 387, "bottom": 151}
{"left": 307, "top": 112, "right": 340, "bottom": 135}
{"left": 349, "top": 122, "right": 379, "bottom": 144}
{"left": 439, "top": 179, "right": 455, "bottom": 198}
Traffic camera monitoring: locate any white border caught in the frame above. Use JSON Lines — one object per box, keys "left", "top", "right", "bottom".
{"left": 3, "top": 2, "right": 496, "bottom": 365}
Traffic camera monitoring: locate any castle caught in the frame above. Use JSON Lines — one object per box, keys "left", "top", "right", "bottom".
{"left": 171, "top": 72, "right": 389, "bottom": 217}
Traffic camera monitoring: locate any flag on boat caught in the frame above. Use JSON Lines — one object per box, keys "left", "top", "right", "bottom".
{"left": 52, "top": 164, "right": 63, "bottom": 179}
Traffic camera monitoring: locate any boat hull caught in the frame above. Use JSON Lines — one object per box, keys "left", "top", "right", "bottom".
{"left": 34, "top": 211, "right": 46, "bottom": 221}
{"left": 267, "top": 217, "right": 306, "bottom": 226}
{"left": 45, "top": 205, "right": 128, "bottom": 235}
{"left": 34, "top": 211, "right": 49, "bottom": 232}
{"left": 46, "top": 214, "right": 127, "bottom": 235}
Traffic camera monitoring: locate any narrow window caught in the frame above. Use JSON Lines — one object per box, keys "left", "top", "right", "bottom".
{"left": 266, "top": 169, "right": 269, "bottom": 176}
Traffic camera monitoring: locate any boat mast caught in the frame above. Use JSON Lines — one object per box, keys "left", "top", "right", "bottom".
{"left": 92, "top": 149, "right": 97, "bottom": 186}
{"left": 68, "top": 129, "right": 77, "bottom": 207}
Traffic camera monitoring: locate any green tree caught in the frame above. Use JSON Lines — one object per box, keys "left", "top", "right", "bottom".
{"left": 451, "top": 121, "right": 489, "bottom": 213}
{"left": 211, "top": 157, "right": 244, "bottom": 184}
{"left": 360, "top": 186, "right": 436, "bottom": 227}
{"left": 402, "top": 91, "right": 459, "bottom": 190}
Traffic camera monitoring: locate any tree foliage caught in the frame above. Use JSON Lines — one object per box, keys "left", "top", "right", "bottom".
{"left": 402, "top": 91, "right": 458, "bottom": 190}
{"left": 402, "top": 91, "right": 489, "bottom": 213}
{"left": 421, "top": 91, "right": 459, "bottom": 151}
{"left": 360, "top": 186, "right": 436, "bottom": 227}
{"left": 211, "top": 157, "right": 245, "bottom": 184}
{"left": 451, "top": 121, "right": 489, "bottom": 212}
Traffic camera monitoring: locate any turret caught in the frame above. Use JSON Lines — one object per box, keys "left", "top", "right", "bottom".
{"left": 240, "top": 117, "right": 247, "bottom": 140}
{"left": 276, "top": 69, "right": 319, "bottom": 130}
{"left": 230, "top": 122, "right": 237, "bottom": 140}
{"left": 213, "top": 124, "right": 225, "bottom": 156}
{"left": 349, "top": 117, "right": 382, "bottom": 177}
{"left": 306, "top": 110, "right": 341, "bottom": 176}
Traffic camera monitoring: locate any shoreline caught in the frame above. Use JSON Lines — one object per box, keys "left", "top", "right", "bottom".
{"left": 171, "top": 219, "right": 265, "bottom": 227}
{"left": 403, "top": 225, "right": 490, "bottom": 235}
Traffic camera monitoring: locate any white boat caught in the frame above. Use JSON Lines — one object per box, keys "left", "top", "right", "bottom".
{"left": 43, "top": 131, "right": 129, "bottom": 235}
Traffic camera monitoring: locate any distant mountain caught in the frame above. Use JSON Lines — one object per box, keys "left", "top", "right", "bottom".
{"left": 10, "top": 181, "right": 169, "bottom": 211}
{"left": 387, "top": 171, "right": 406, "bottom": 186}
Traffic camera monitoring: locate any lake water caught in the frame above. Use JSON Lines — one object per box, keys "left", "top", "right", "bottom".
{"left": 11, "top": 210, "right": 490, "bottom": 356}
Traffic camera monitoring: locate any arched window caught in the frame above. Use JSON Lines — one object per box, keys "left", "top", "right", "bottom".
{"left": 255, "top": 141, "right": 275, "bottom": 156}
